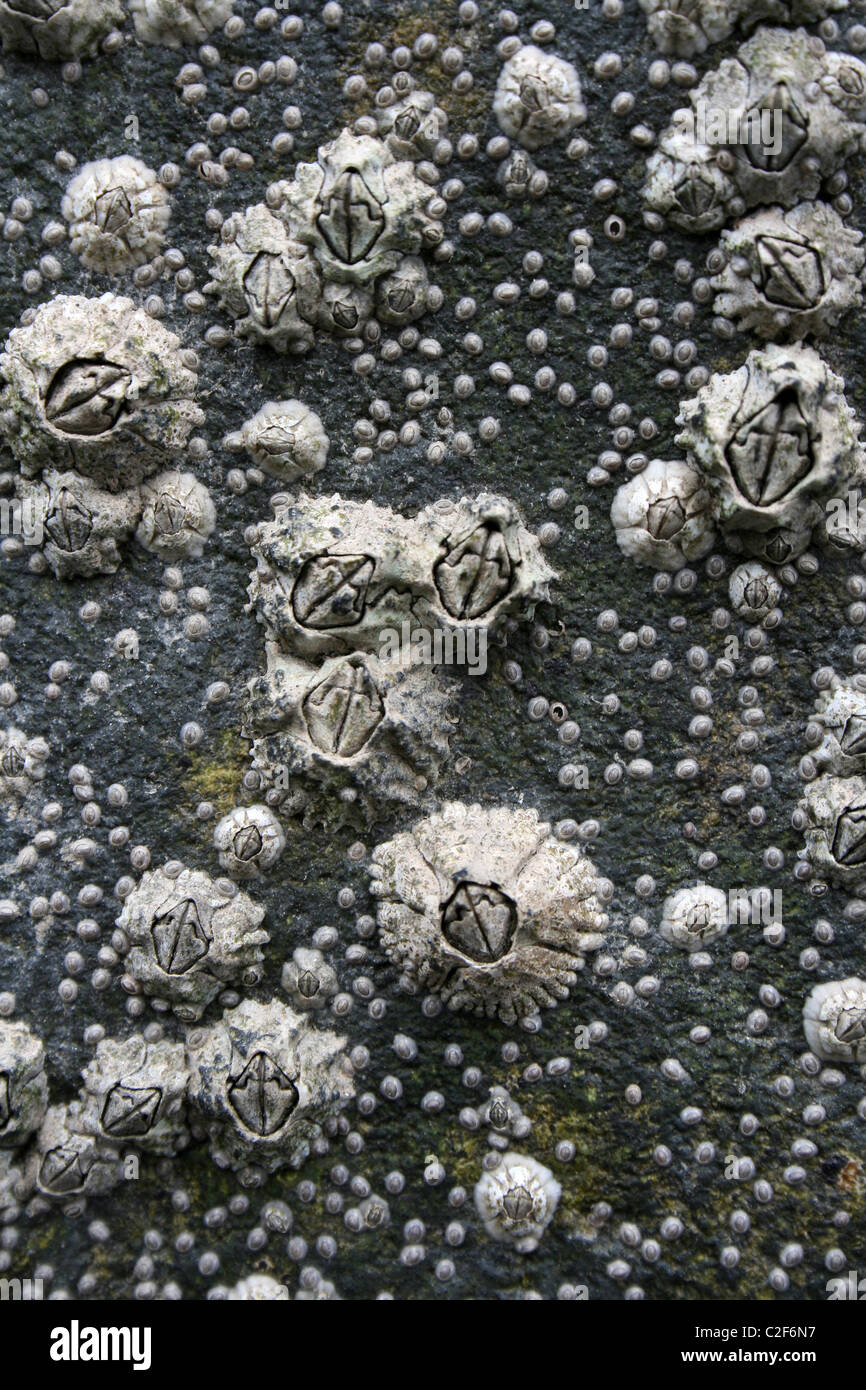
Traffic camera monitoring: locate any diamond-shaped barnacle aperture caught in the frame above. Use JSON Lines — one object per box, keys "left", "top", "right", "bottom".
{"left": 638, "top": 0, "right": 739, "bottom": 58}
{"left": 205, "top": 204, "right": 320, "bottom": 353}
{"left": 375, "top": 258, "right": 430, "bottom": 326}
{"left": 316, "top": 280, "right": 374, "bottom": 338}
{"left": 377, "top": 90, "right": 448, "bottom": 161}
{"left": 0, "top": 1020, "right": 48, "bottom": 1149}
{"left": 642, "top": 128, "right": 741, "bottom": 233}
{"left": 281, "top": 947, "right": 339, "bottom": 1013}
{"left": 127, "top": 0, "right": 234, "bottom": 47}
{"left": 799, "top": 773, "right": 866, "bottom": 886}
{"left": 0, "top": 294, "right": 203, "bottom": 491}
{"left": 226, "top": 400, "right": 329, "bottom": 485}
{"left": 117, "top": 865, "right": 268, "bottom": 1021}
{"left": 712, "top": 203, "right": 865, "bottom": 340}
{"left": 810, "top": 679, "right": 866, "bottom": 776}
{"left": 368, "top": 802, "right": 609, "bottom": 1024}
{"left": 497, "top": 148, "right": 549, "bottom": 200}
{"left": 185, "top": 999, "right": 355, "bottom": 1175}
{"left": 213, "top": 804, "right": 286, "bottom": 879}
{"left": 611, "top": 458, "right": 716, "bottom": 572}
{"left": 61, "top": 157, "right": 171, "bottom": 273}
{"left": 75, "top": 1035, "right": 189, "bottom": 1156}
{"left": 675, "top": 345, "right": 863, "bottom": 549}
{"left": 278, "top": 129, "right": 443, "bottom": 287}
{"left": 493, "top": 45, "right": 585, "bottom": 151}
{"left": 303, "top": 656, "right": 386, "bottom": 759}
{"left": 136, "top": 470, "right": 216, "bottom": 561}
{"left": 728, "top": 559, "right": 782, "bottom": 621}
{"left": 0, "top": 0, "right": 124, "bottom": 59}
{"left": 659, "top": 885, "right": 729, "bottom": 951}
{"left": 17, "top": 469, "right": 142, "bottom": 579}
{"left": 803, "top": 978, "right": 866, "bottom": 1063}
{"left": 26, "top": 1104, "right": 121, "bottom": 1206}
{"left": 0, "top": 725, "right": 49, "bottom": 813}
{"left": 474, "top": 1152, "right": 561, "bottom": 1253}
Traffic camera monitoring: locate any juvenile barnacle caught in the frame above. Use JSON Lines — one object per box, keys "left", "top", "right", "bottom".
{"left": 809, "top": 680, "right": 866, "bottom": 776}
{"left": 136, "top": 470, "right": 216, "bottom": 560}
{"left": 377, "top": 90, "right": 448, "bottom": 162}
{"left": 317, "top": 281, "right": 374, "bottom": 338}
{"left": 205, "top": 204, "right": 320, "bottom": 354}
{"left": 799, "top": 774, "right": 866, "bottom": 886}
{"left": 711, "top": 203, "right": 864, "bottom": 340}
{"left": 61, "top": 157, "right": 171, "bottom": 274}
{"left": 213, "top": 804, "right": 286, "bottom": 879}
{"left": 17, "top": 469, "right": 141, "bottom": 578}
{"left": 185, "top": 998, "right": 355, "bottom": 1174}
{"left": 659, "top": 885, "right": 729, "bottom": 951}
{"left": 728, "top": 560, "right": 782, "bottom": 621}
{"left": 127, "top": 0, "right": 234, "bottom": 47}
{"left": 226, "top": 400, "right": 329, "bottom": 483}
{"left": 610, "top": 458, "right": 716, "bottom": 572}
{"left": 0, "top": 1020, "right": 48, "bottom": 1148}
{"left": 26, "top": 1104, "right": 122, "bottom": 1202}
{"left": 497, "top": 149, "right": 548, "bottom": 200}
{"left": 368, "top": 802, "right": 608, "bottom": 1023}
{"left": 117, "top": 866, "right": 269, "bottom": 1020}
{"left": 493, "top": 45, "right": 585, "bottom": 151}
{"left": 281, "top": 947, "right": 339, "bottom": 1013}
{"left": 74, "top": 1035, "right": 189, "bottom": 1156}
{"left": 0, "top": 725, "right": 49, "bottom": 811}
{"left": 474, "top": 1153, "right": 561, "bottom": 1253}
{"left": 803, "top": 977, "right": 866, "bottom": 1063}
{"left": 642, "top": 129, "right": 741, "bottom": 233}
{"left": 0, "top": 0, "right": 123, "bottom": 60}
{"left": 0, "top": 294, "right": 203, "bottom": 490}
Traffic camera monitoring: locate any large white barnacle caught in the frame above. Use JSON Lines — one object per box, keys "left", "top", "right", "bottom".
{"left": 213, "top": 804, "right": 286, "bottom": 879}
{"left": 712, "top": 203, "right": 864, "bottom": 340}
{"left": 205, "top": 204, "right": 320, "bottom": 353}
{"left": 642, "top": 127, "right": 742, "bottom": 233}
{"left": 809, "top": 679, "right": 866, "bottom": 776}
{"left": 798, "top": 773, "right": 866, "bottom": 886}
{"left": 0, "top": 725, "right": 49, "bottom": 813}
{"left": 127, "top": 0, "right": 234, "bottom": 47}
{"left": 74, "top": 1034, "right": 189, "bottom": 1156}
{"left": 17, "top": 469, "right": 141, "bottom": 578}
{"left": 61, "top": 156, "right": 171, "bottom": 274}
{"left": 185, "top": 999, "right": 355, "bottom": 1176}
{"left": 117, "top": 865, "right": 269, "bottom": 1021}
{"left": 611, "top": 458, "right": 716, "bottom": 572}
{"left": 803, "top": 978, "right": 866, "bottom": 1063}
{"left": 26, "top": 1104, "right": 121, "bottom": 1203}
{"left": 0, "top": 0, "right": 123, "bottom": 60}
{"left": 225, "top": 400, "right": 329, "bottom": 483}
{"left": 493, "top": 45, "right": 584, "bottom": 151}
{"left": 0, "top": 1020, "right": 48, "bottom": 1149}
{"left": 474, "top": 1152, "right": 561, "bottom": 1252}
{"left": 136, "top": 470, "right": 215, "bottom": 560}
{"left": 368, "top": 803, "right": 609, "bottom": 1024}
{"left": 676, "top": 344, "right": 864, "bottom": 562}
{"left": 0, "top": 294, "right": 203, "bottom": 491}
{"left": 659, "top": 884, "right": 729, "bottom": 951}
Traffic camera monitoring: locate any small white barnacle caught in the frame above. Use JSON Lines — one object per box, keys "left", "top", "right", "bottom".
{"left": 136, "top": 470, "right": 215, "bottom": 560}
{"left": 659, "top": 884, "right": 728, "bottom": 951}
{"left": 712, "top": 203, "right": 864, "bottom": 340}
{"left": 213, "top": 804, "right": 286, "bottom": 878}
{"left": 803, "top": 978, "right": 866, "bottom": 1062}
{"left": 225, "top": 400, "right": 329, "bottom": 483}
{"left": 728, "top": 560, "right": 782, "bottom": 621}
{"left": 117, "top": 865, "right": 269, "bottom": 1020}
{"left": 642, "top": 128, "right": 741, "bottom": 233}
{"left": 229, "top": 1275, "right": 289, "bottom": 1300}
{"left": 0, "top": 725, "right": 49, "bottom": 811}
{"left": 375, "top": 257, "right": 430, "bottom": 327}
{"left": 18, "top": 469, "right": 141, "bottom": 578}
{"left": 184, "top": 998, "right": 355, "bottom": 1174}
{"left": 61, "top": 156, "right": 171, "bottom": 274}
{"left": 205, "top": 204, "right": 320, "bottom": 353}
{"left": 493, "top": 45, "right": 585, "bottom": 151}
{"left": 0, "top": 0, "right": 123, "bottom": 61}
{"left": 127, "top": 0, "right": 234, "bottom": 47}
{"left": 799, "top": 773, "right": 866, "bottom": 886}
{"left": 810, "top": 679, "right": 866, "bottom": 776}
{"left": 611, "top": 458, "right": 715, "bottom": 572}
{"left": 0, "top": 294, "right": 203, "bottom": 491}
{"left": 0, "top": 1019, "right": 48, "bottom": 1149}
{"left": 26, "top": 1104, "right": 121, "bottom": 1201}
{"left": 377, "top": 90, "right": 448, "bottom": 162}
{"left": 281, "top": 947, "right": 339, "bottom": 1013}
{"left": 474, "top": 1153, "right": 561, "bottom": 1252}
{"left": 74, "top": 1034, "right": 189, "bottom": 1156}
{"left": 368, "top": 802, "right": 608, "bottom": 1023}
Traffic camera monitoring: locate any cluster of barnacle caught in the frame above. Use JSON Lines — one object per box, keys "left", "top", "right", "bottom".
{"left": 0, "top": 0, "right": 238, "bottom": 61}
{"left": 639, "top": 0, "right": 849, "bottom": 60}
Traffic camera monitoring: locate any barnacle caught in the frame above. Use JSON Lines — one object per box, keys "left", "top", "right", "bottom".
{"left": 135, "top": 470, "right": 216, "bottom": 560}
{"left": 281, "top": 947, "right": 339, "bottom": 1013}
{"left": 225, "top": 400, "right": 329, "bottom": 482}
{"left": 127, "top": 0, "right": 234, "bottom": 47}
{"left": 61, "top": 156, "right": 171, "bottom": 273}
{"left": 659, "top": 885, "right": 729, "bottom": 951}
{"left": 213, "top": 804, "right": 286, "bottom": 879}
{"left": 0, "top": 725, "right": 49, "bottom": 812}
{"left": 0, "top": 1020, "right": 48, "bottom": 1148}
{"left": 642, "top": 128, "right": 742, "bottom": 233}
{"left": 17, "top": 469, "right": 142, "bottom": 578}
{"left": 638, "top": 0, "right": 740, "bottom": 57}
{"left": 75, "top": 1035, "right": 189, "bottom": 1156}
{"left": 205, "top": 205, "right": 320, "bottom": 353}
{"left": 728, "top": 560, "right": 782, "bottom": 621}
{"left": 803, "top": 977, "right": 866, "bottom": 1062}
{"left": 0, "top": 0, "right": 123, "bottom": 60}
{"left": 809, "top": 679, "right": 866, "bottom": 776}
{"left": 26, "top": 1104, "right": 121, "bottom": 1202}
{"left": 474, "top": 1152, "right": 561, "bottom": 1252}
{"left": 798, "top": 773, "right": 866, "bottom": 886}
{"left": 493, "top": 45, "right": 585, "bottom": 151}
{"left": 377, "top": 90, "right": 448, "bottom": 162}
{"left": 611, "top": 458, "right": 716, "bottom": 572}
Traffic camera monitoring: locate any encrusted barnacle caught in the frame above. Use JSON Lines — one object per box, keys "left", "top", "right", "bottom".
{"left": 374, "top": 258, "right": 430, "bottom": 326}
{"left": 728, "top": 559, "right": 782, "bottom": 620}
{"left": 0, "top": 294, "right": 203, "bottom": 490}
{"left": 229, "top": 1274, "right": 289, "bottom": 1300}
{"left": 474, "top": 1152, "right": 560, "bottom": 1253}
{"left": 278, "top": 128, "right": 443, "bottom": 286}
{"left": 27, "top": 1104, "right": 121, "bottom": 1202}
{"left": 610, "top": 458, "right": 716, "bottom": 572}
{"left": 497, "top": 148, "right": 548, "bottom": 200}
{"left": 803, "top": 977, "right": 866, "bottom": 1063}
{"left": 0, "top": 0, "right": 123, "bottom": 60}
{"left": 368, "top": 803, "right": 609, "bottom": 1024}
{"left": 205, "top": 204, "right": 320, "bottom": 353}
{"left": 17, "top": 469, "right": 141, "bottom": 578}
{"left": 127, "top": 0, "right": 234, "bottom": 47}
{"left": 809, "top": 679, "right": 866, "bottom": 776}
{"left": 225, "top": 400, "right": 329, "bottom": 484}
{"left": 213, "top": 804, "right": 286, "bottom": 879}
{"left": 0, "top": 1020, "right": 48, "bottom": 1148}
{"left": 61, "top": 157, "right": 171, "bottom": 273}
{"left": 799, "top": 773, "right": 866, "bottom": 886}
{"left": 642, "top": 128, "right": 741, "bottom": 233}
{"left": 185, "top": 999, "right": 355, "bottom": 1175}
{"left": 638, "top": 0, "right": 739, "bottom": 57}
{"left": 0, "top": 725, "right": 49, "bottom": 812}
{"left": 281, "top": 947, "right": 339, "bottom": 1013}
{"left": 74, "top": 1035, "right": 188, "bottom": 1155}
{"left": 117, "top": 865, "right": 269, "bottom": 1020}
{"left": 493, "top": 45, "right": 585, "bottom": 151}
{"left": 711, "top": 203, "right": 864, "bottom": 339}
{"left": 135, "top": 470, "right": 215, "bottom": 560}
{"left": 377, "top": 90, "right": 448, "bottom": 161}
{"left": 659, "top": 885, "right": 729, "bottom": 951}
{"left": 317, "top": 280, "right": 374, "bottom": 338}
{"left": 675, "top": 345, "right": 864, "bottom": 553}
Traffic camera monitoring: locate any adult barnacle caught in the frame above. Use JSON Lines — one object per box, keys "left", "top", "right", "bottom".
{"left": 728, "top": 560, "right": 782, "bottom": 621}
{"left": 497, "top": 149, "right": 548, "bottom": 200}
{"left": 0, "top": 726, "right": 49, "bottom": 811}
{"left": 136, "top": 470, "right": 215, "bottom": 560}
{"left": 225, "top": 400, "right": 329, "bottom": 483}
{"left": 117, "top": 865, "right": 269, "bottom": 1020}
{"left": 642, "top": 129, "right": 741, "bottom": 233}
{"left": 493, "top": 45, "right": 585, "bottom": 151}
{"left": 659, "top": 885, "right": 729, "bottom": 951}
{"left": 610, "top": 458, "right": 715, "bottom": 572}
{"left": 638, "top": 0, "right": 738, "bottom": 57}
{"left": 205, "top": 205, "right": 320, "bottom": 354}
{"left": 474, "top": 1153, "right": 560, "bottom": 1253}
{"left": 809, "top": 679, "right": 866, "bottom": 776}
{"left": 61, "top": 156, "right": 171, "bottom": 274}
{"left": 213, "top": 804, "right": 286, "bottom": 879}
{"left": 127, "top": 0, "right": 234, "bottom": 47}
{"left": 0, "top": 0, "right": 123, "bottom": 60}
{"left": 75, "top": 1035, "right": 189, "bottom": 1156}
{"left": 0, "top": 294, "right": 203, "bottom": 490}
{"left": 711, "top": 203, "right": 864, "bottom": 340}
{"left": 0, "top": 1020, "right": 48, "bottom": 1148}
{"left": 803, "top": 977, "right": 866, "bottom": 1063}
{"left": 185, "top": 999, "right": 355, "bottom": 1175}
{"left": 368, "top": 803, "right": 608, "bottom": 1023}
{"left": 281, "top": 947, "right": 339, "bottom": 1013}
{"left": 17, "top": 469, "right": 141, "bottom": 578}
{"left": 377, "top": 90, "right": 448, "bottom": 162}
{"left": 26, "top": 1104, "right": 121, "bottom": 1203}
{"left": 375, "top": 258, "right": 431, "bottom": 326}
{"left": 798, "top": 773, "right": 866, "bottom": 886}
